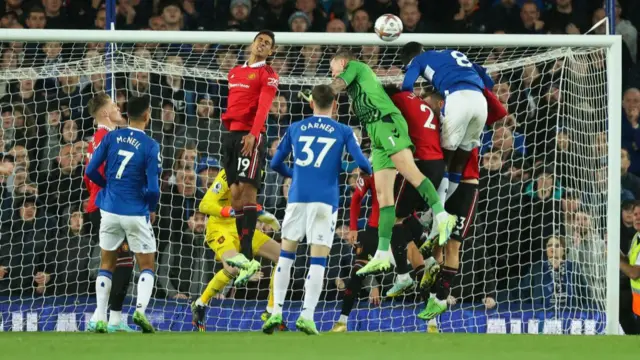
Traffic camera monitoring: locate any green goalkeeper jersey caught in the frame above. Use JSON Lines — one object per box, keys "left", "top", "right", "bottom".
{"left": 337, "top": 60, "right": 401, "bottom": 124}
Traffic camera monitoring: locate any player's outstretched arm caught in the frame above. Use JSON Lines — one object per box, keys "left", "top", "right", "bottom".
{"left": 401, "top": 62, "right": 420, "bottom": 93}
{"left": 349, "top": 176, "right": 369, "bottom": 232}
{"left": 86, "top": 132, "right": 109, "bottom": 188}
{"left": 144, "top": 143, "right": 162, "bottom": 212}
{"left": 330, "top": 78, "right": 347, "bottom": 94}
{"left": 472, "top": 63, "right": 494, "bottom": 89}
{"left": 344, "top": 127, "right": 372, "bottom": 175}
{"left": 199, "top": 175, "right": 230, "bottom": 217}
{"left": 270, "top": 130, "right": 294, "bottom": 178}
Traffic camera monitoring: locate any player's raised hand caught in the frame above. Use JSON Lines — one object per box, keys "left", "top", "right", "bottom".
{"left": 241, "top": 133, "right": 256, "bottom": 156}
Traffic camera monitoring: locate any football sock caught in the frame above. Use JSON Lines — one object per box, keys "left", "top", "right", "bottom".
{"left": 417, "top": 178, "right": 445, "bottom": 215}
{"left": 94, "top": 269, "right": 112, "bottom": 322}
{"left": 435, "top": 266, "right": 457, "bottom": 301}
{"left": 376, "top": 206, "right": 395, "bottom": 251}
{"left": 241, "top": 204, "right": 258, "bottom": 260}
{"left": 437, "top": 174, "right": 449, "bottom": 205}
{"left": 234, "top": 209, "right": 244, "bottom": 237}
{"left": 109, "top": 264, "right": 133, "bottom": 312}
{"left": 267, "top": 266, "right": 275, "bottom": 313}
{"left": 273, "top": 250, "right": 295, "bottom": 315}
{"left": 301, "top": 257, "right": 326, "bottom": 320}
{"left": 390, "top": 225, "right": 410, "bottom": 275}
{"left": 136, "top": 269, "right": 155, "bottom": 314}
{"left": 108, "top": 310, "right": 122, "bottom": 327}
{"left": 446, "top": 173, "right": 461, "bottom": 201}
{"left": 341, "top": 262, "right": 365, "bottom": 317}
{"left": 199, "top": 269, "right": 234, "bottom": 305}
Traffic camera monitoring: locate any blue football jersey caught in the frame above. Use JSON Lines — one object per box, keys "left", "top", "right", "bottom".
{"left": 86, "top": 127, "right": 162, "bottom": 216}
{"left": 402, "top": 50, "right": 486, "bottom": 96}
{"left": 271, "top": 115, "right": 371, "bottom": 210}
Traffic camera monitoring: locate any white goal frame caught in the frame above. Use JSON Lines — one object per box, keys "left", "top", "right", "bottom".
{"left": 0, "top": 29, "right": 622, "bottom": 335}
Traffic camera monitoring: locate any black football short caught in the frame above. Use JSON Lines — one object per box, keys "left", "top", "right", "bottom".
{"left": 222, "top": 131, "right": 267, "bottom": 190}
{"left": 394, "top": 159, "right": 445, "bottom": 219}
{"left": 444, "top": 182, "right": 478, "bottom": 242}
{"left": 355, "top": 225, "right": 378, "bottom": 262}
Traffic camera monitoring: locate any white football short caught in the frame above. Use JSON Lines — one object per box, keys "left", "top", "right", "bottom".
{"left": 99, "top": 210, "right": 156, "bottom": 254}
{"left": 281, "top": 202, "right": 338, "bottom": 248}
{"left": 441, "top": 89, "right": 488, "bottom": 152}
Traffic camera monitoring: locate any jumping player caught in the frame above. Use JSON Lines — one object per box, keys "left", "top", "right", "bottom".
{"left": 329, "top": 50, "right": 456, "bottom": 276}
{"left": 86, "top": 96, "right": 161, "bottom": 333}
{"left": 84, "top": 93, "right": 134, "bottom": 333}
{"left": 418, "top": 148, "right": 480, "bottom": 321}
{"left": 330, "top": 173, "right": 425, "bottom": 332}
{"left": 221, "top": 30, "right": 279, "bottom": 280}
{"left": 191, "top": 168, "right": 282, "bottom": 331}
{"left": 400, "top": 44, "right": 490, "bottom": 219}
{"left": 263, "top": 85, "right": 372, "bottom": 335}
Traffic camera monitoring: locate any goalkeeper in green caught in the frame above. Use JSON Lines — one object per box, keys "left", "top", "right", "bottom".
{"left": 328, "top": 50, "right": 456, "bottom": 275}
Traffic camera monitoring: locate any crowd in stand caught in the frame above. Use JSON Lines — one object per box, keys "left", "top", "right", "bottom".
{"left": 0, "top": 0, "right": 638, "bottom": 330}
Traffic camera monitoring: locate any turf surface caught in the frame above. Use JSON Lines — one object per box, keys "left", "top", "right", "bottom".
{"left": 1, "top": 332, "right": 639, "bottom": 360}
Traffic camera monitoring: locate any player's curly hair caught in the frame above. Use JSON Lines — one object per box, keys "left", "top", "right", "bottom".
{"left": 401, "top": 41, "right": 423, "bottom": 66}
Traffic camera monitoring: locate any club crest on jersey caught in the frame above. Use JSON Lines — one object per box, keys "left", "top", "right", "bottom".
{"left": 248, "top": 73, "right": 256, "bottom": 80}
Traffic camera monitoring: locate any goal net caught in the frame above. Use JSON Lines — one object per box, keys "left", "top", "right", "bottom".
{"left": 0, "top": 31, "right": 619, "bottom": 334}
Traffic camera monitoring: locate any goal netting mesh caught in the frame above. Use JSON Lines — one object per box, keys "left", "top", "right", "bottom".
{"left": 0, "top": 37, "right": 609, "bottom": 334}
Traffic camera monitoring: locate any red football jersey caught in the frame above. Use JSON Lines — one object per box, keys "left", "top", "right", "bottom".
{"left": 350, "top": 175, "right": 379, "bottom": 229}
{"left": 84, "top": 125, "right": 111, "bottom": 213}
{"left": 483, "top": 87, "right": 508, "bottom": 126}
{"left": 222, "top": 61, "right": 279, "bottom": 138}
{"left": 462, "top": 148, "right": 480, "bottom": 180}
{"left": 391, "top": 92, "right": 443, "bottom": 161}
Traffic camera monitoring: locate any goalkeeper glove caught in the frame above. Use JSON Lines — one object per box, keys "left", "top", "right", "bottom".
{"left": 220, "top": 206, "right": 235, "bottom": 217}
{"left": 297, "top": 88, "right": 312, "bottom": 104}
{"left": 257, "top": 208, "right": 281, "bottom": 231}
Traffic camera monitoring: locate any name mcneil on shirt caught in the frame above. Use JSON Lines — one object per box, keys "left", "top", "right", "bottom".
{"left": 116, "top": 135, "right": 142, "bottom": 150}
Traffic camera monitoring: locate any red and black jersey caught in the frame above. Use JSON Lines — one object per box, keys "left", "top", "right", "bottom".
{"left": 221, "top": 61, "right": 279, "bottom": 138}
{"left": 483, "top": 87, "right": 508, "bottom": 126}
{"left": 84, "top": 125, "right": 111, "bottom": 214}
{"left": 391, "top": 91, "right": 443, "bottom": 161}
{"left": 462, "top": 148, "right": 480, "bottom": 180}
{"left": 350, "top": 175, "right": 379, "bottom": 229}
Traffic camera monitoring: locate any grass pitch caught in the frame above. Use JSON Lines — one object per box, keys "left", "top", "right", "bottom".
{"left": 1, "top": 332, "right": 638, "bottom": 360}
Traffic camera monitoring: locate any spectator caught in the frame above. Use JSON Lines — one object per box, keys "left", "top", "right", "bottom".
{"left": 325, "top": 225, "right": 354, "bottom": 300}
{"left": 159, "top": 168, "right": 198, "bottom": 247}
{"left": 295, "top": 0, "right": 327, "bottom": 32}
{"left": 334, "top": 0, "right": 363, "bottom": 26}
{"left": 0, "top": 196, "right": 47, "bottom": 296}
{"left": 519, "top": 235, "right": 589, "bottom": 309}
{"left": 38, "top": 143, "right": 84, "bottom": 216}
{"left": 228, "top": 0, "right": 257, "bottom": 31}
{"left": 622, "top": 148, "right": 640, "bottom": 198}
{"left": 365, "top": 0, "right": 399, "bottom": 21}
{"left": 613, "top": 0, "right": 638, "bottom": 63}
{"left": 622, "top": 88, "right": 640, "bottom": 175}
{"left": 188, "top": 95, "right": 223, "bottom": 157}
{"left": 261, "top": 138, "right": 285, "bottom": 214}
{"left": 452, "top": 0, "right": 489, "bottom": 33}
{"left": 289, "top": 11, "right": 311, "bottom": 32}
{"left": 43, "top": 0, "right": 68, "bottom": 29}
{"left": 517, "top": 1, "right": 546, "bottom": 33}
{"left": 195, "top": 156, "right": 221, "bottom": 197}
{"left": 326, "top": 18, "right": 347, "bottom": 32}
{"left": 349, "top": 8, "right": 372, "bottom": 33}
{"left": 259, "top": 0, "right": 294, "bottom": 32}
{"left": 543, "top": 0, "right": 587, "bottom": 34}
{"left": 156, "top": 212, "right": 210, "bottom": 299}
{"left": 150, "top": 100, "right": 187, "bottom": 169}
{"left": 399, "top": 4, "right": 428, "bottom": 33}
{"left": 489, "top": 0, "right": 522, "bottom": 33}
{"left": 42, "top": 206, "right": 96, "bottom": 296}
{"left": 160, "top": 0, "right": 184, "bottom": 31}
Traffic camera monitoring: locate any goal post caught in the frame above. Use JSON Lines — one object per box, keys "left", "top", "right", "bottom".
{"left": 0, "top": 29, "right": 622, "bottom": 334}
